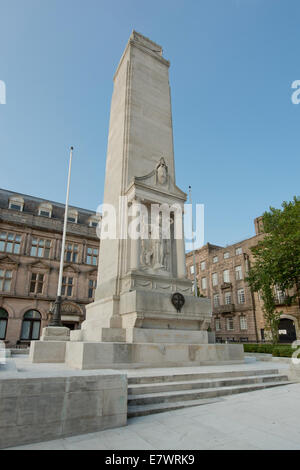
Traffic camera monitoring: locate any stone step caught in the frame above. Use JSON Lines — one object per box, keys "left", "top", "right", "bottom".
{"left": 127, "top": 368, "right": 281, "bottom": 385}
{"left": 128, "top": 380, "right": 290, "bottom": 406}
{"left": 128, "top": 374, "right": 288, "bottom": 395}
{"left": 128, "top": 398, "right": 223, "bottom": 418}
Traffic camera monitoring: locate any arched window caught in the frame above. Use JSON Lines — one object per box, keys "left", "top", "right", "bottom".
{"left": 0, "top": 308, "right": 8, "bottom": 340}
{"left": 20, "top": 310, "right": 41, "bottom": 340}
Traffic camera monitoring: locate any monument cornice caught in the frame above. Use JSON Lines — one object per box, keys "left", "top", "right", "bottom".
{"left": 125, "top": 180, "right": 186, "bottom": 204}
{"left": 130, "top": 41, "right": 170, "bottom": 67}
{"left": 114, "top": 37, "right": 170, "bottom": 82}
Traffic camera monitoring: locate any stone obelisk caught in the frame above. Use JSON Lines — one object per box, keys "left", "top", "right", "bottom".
{"left": 72, "top": 31, "right": 211, "bottom": 345}
{"left": 30, "top": 31, "right": 244, "bottom": 368}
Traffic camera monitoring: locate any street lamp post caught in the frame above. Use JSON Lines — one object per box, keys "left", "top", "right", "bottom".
{"left": 49, "top": 146, "right": 74, "bottom": 327}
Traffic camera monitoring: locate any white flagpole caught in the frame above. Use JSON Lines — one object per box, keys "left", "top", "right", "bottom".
{"left": 57, "top": 146, "right": 73, "bottom": 297}
{"left": 50, "top": 146, "right": 74, "bottom": 326}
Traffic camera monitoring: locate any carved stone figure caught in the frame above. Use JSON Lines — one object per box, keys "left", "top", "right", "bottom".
{"left": 153, "top": 225, "right": 170, "bottom": 271}
{"left": 140, "top": 238, "right": 154, "bottom": 268}
{"left": 156, "top": 157, "right": 168, "bottom": 185}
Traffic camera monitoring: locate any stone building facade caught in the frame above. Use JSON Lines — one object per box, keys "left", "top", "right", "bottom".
{"left": 186, "top": 218, "right": 300, "bottom": 343}
{"left": 0, "top": 189, "right": 100, "bottom": 347}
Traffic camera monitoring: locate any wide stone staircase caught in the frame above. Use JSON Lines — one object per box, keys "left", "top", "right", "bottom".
{"left": 127, "top": 367, "right": 290, "bottom": 417}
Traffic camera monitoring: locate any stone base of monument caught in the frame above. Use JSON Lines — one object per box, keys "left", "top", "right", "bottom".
{"left": 70, "top": 327, "right": 209, "bottom": 344}
{"left": 30, "top": 340, "right": 68, "bottom": 363}
{"left": 29, "top": 292, "right": 244, "bottom": 367}
{"left": 30, "top": 327, "right": 71, "bottom": 363}
{"left": 64, "top": 341, "right": 244, "bottom": 370}
{"left": 40, "top": 326, "right": 70, "bottom": 342}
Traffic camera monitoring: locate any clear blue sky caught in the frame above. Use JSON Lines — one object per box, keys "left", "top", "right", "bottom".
{"left": 1, "top": 0, "right": 299, "bottom": 247}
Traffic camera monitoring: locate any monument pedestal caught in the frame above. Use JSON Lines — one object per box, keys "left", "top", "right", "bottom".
{"left": 71, "top": 287, "right": 212, "bottom": 342}
{"left": 65, "top": 341, "right": 244, "bottom": 370}
{"left": 65, "top": 289, "right": 244, "bottom": 369}
{"left": 30, "top": 326, "right": 70, "bottom": 363}
{"left": 41, "top": 326, "right": 70, "bottom": 341}
{"left": 30, "top": 340, "right": 67, "bottom": 363}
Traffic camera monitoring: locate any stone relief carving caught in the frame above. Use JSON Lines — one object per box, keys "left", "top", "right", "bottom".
{"left": 139, "top": 222, "right": 171, "bottom": 273}
{"left": 153, "top": 232, "right": 170, "bottom": 271}
{"left": 140, "top": 238, "right": 154, "bottom": 267}
{"left": 134, "top": 156, "right": 170, "bottom": 189}
{"left": 61, "top": 303, "right": 80, "bottom": 314}
{"left": 156, "top": 157, "right": 168, "bottom": 185}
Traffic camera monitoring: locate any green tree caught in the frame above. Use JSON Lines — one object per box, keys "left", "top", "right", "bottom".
{"left": 247, "top": 197, "right": 300, "bottom": 343}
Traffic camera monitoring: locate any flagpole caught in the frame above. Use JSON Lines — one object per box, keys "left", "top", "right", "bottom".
{"left": 189, "top": 185, "right": 198, "bottom": 297}
{"left": 49, "top": 146, "right": 74, "bottom": 327}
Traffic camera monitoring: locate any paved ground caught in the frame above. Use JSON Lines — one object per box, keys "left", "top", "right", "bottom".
{"left": 7, "top": 359, "right": 300, "bottom": 450}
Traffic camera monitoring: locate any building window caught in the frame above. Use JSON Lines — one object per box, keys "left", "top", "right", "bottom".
{"left": 0, "top": 308, "right": 8, "bottom": 340}
{"left": 235, "top": 265, "right": 243, "bottom": 280}
{"left": 9, "top": 202, "right": 22, "bottom": 211}
{"left": 0, "top": 269, "right": 12, "bottom": 292}
{"left": 8, "top": 196, "right": 24, "bottom": 212}
{"left": 212, "top": 272, "right": 218, "bottom": 286}
{"left": 67, "top": 210, "right": 78, "bottom": 223}
{"left": 223, "top": 269, "right": 230, "bottom": 283}
{"left": 225, "top": 291, "right": 232, "bottom": 305}
{"left": 20, "top": 310, "right": 41, "bottom": 340}
{"left": 88, "top": 216, "right": 100, "bottom": 228}
{"left": 39, "top": 210, "right": 51, "bottom": 217}
{"left": 61, "top": 276, "right": 74, "bottom": 297}
{"left": 224, "top": 252, "right": 230, "bottom": 259}
{"left": 65, "top": 243, "right": 79, "bottom": 263}
{"left": 240, "top": 315, "right": 248, "bottom": 330}
{"left": 237, "top": 288, "right": 245, "bottom": 304}
{"left": 38, "top": 203, "right": 52, "bottom": 218}
{"left": 200, "top": 261, "right": 206, "bottom": 271}
{"left": 0, "top": 232, "right": 21, "bottom": 254}
{"left": 226, "top": 317, "right": 234, "bottom": 331}
{"left": 213, "top": 256, "right": 218, "bottom": 263}
{"left": 189, "top": 265, "right": 194, "bottom": 275}
{"left": 235, "top": 247, "right": 243, "bottom": 256}
{"left": 274, "top": 286, "right": 286, "bottom": 304}
{"left": 29, "top": 273, "right": 44, "bottom": 294}
{"left": 215, "top": 318, "right": 221, "bottom": 331}
{"left": 30, "top": 238, "right": 51, "bottom": 258}
{"left": 86, "top": 247, "right": 99, "bottom": 266}
{"left": 201, "top": 277, "right": 207, "bottom": 290}
{"left": 88, "top": 279, "right": 97, "bottom": 298}
{"left": 213, "top": 294, "right": 220, "bottom": 307}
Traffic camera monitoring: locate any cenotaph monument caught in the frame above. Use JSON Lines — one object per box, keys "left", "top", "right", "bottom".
{"left": 30, "top": 31, "right": 243, "bottom": 368}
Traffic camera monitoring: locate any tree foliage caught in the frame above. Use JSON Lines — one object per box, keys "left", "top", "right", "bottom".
{"left": 247, "top": 196, "right": 300, "bottom": 343}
